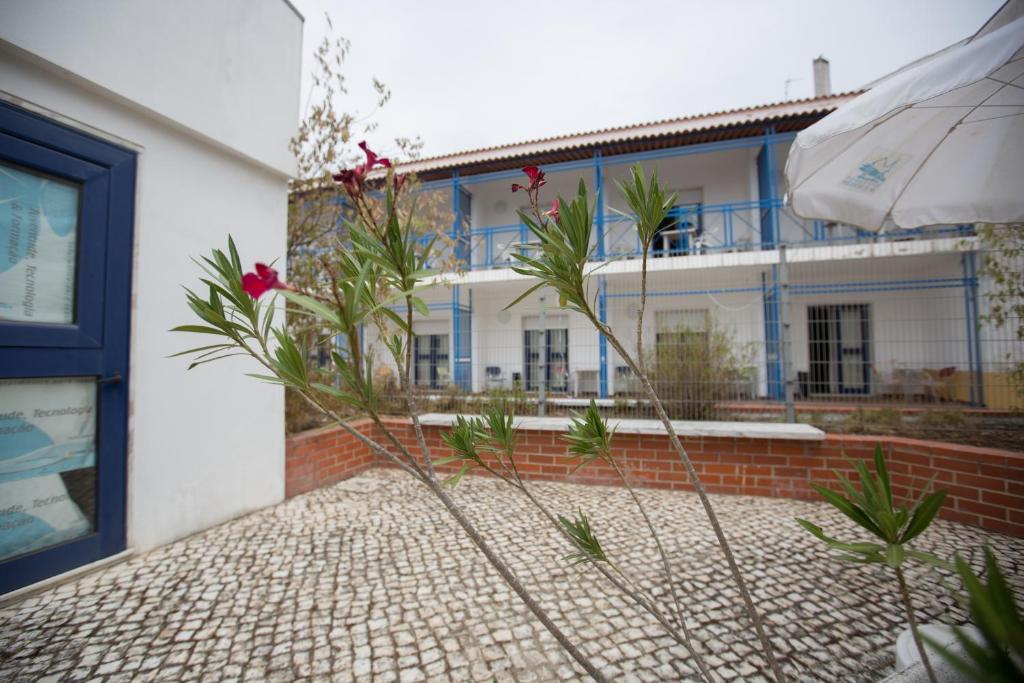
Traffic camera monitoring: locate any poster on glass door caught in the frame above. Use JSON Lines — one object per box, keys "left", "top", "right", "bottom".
{"left": 0, "top": 161, "right": 79, "bottom": 324}
{"left": 0, "top": 378, "right": 95, "bottom": 561}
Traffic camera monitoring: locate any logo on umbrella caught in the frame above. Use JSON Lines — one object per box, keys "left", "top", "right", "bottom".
{"left": 842, "top": 149, "right": 909, "bottom": 194}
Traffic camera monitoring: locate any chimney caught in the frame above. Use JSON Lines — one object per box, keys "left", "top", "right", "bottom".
{"left": 813, "top": 56, "right": 831, "bottom": 97}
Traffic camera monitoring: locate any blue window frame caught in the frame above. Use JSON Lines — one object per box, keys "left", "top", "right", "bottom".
{"left": 0, "top": 101, "right": 136, "bottom": 594}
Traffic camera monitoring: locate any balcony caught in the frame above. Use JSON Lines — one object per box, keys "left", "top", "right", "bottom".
{"left": 459, "top": 199, "right": 973, "bottom": 270}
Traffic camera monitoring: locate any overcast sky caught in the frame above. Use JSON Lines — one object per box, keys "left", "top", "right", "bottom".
{"left": 288, "top": 0, "right": 1004, "bottom": 160}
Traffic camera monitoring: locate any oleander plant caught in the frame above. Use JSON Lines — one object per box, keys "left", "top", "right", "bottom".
{"left": 174, "top": 153, "right": 793, "bottom": 682}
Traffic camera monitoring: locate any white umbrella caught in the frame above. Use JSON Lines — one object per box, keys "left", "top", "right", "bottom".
{"left": 786, "top": 1, "right": 1024, "bottom": 230}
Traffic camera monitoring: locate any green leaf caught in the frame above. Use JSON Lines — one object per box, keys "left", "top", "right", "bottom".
{"left": 443, "top": 463, "right": 471, "bottom": 488}
{"left": 279, "top": 290, "right": 341, "bottom": 327}
{"left": 558, "top": 509, "right": 609, "bottom": 566}
{"left": 167, "top": 343, "right": 233, "bottom": 358}
{"left": 503, "top": 282, "right": 545, "bottom": 311}
{"left": 795, "top": 518, "right": 886, "bottom": 555}
{"left": 874, "top": 444, "right": 893, "bottom": 510}
{"left": 905, "top": 549, "right": 954, "bottom": 571}
{"left": 171, "top": 324, "right": 229, "bottom": 336}
{"left": 900, "top": 489, "right": 948, "bottom": 543}
{"left": 411, "top": 296, "right": 430, "bottom": 317}
{"left": 809, "top": 484, "right": 884, "bottom": 539}
{"left": 245, "top": 373, "right": 288, "bottom": 384}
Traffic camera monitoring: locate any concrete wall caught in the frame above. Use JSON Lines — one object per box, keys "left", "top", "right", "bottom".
{"left": 0, "top": 0, "right": 301, "bottom": 551}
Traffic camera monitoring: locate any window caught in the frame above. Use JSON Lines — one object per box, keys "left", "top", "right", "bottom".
{"left": 523, "top": 328, "right": 569, "bottom": 392}
{"left": 414, "top": 334, "right": 449, "bottom": 389}
{"left": 654, "top": 309, "right": 709, "bottom": 355}
{"left": 653, "top": 202, "right": 702, "bottom": 257}
{"left": 808, "top": 304, "right": 871, "bottom": 394}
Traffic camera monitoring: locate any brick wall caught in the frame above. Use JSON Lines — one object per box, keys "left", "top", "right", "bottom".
{"left": 285, "top": 418, "right": 1024, "bottom": 537}
{"left": 284, "top": 420, "right": 378, "bottom": 497}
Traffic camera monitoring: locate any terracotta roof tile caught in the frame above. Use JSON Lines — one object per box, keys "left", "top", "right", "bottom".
{"left": 399, "top": 91, "right": 861, "bottom": 179}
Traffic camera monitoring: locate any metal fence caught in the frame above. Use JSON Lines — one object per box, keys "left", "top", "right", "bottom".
{"left": 308, "top": 227, "right": 1023, "bottom": 428}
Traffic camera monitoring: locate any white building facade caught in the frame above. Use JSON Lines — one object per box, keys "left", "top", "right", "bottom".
{"left": 363, "top": 93, "right": 1016, "bottom": 416}
{"left": 0, "top": 0, "right": 302, "bottom": 594}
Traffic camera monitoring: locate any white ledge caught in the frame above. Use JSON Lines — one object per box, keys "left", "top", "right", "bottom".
{"left": 430, "top": 236, "right": 974, "bottom": 287}
{"left": 416, "top": 413, "right": 825, "bottom": 441}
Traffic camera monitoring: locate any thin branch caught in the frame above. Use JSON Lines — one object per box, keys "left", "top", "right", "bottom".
{"left": 606, "top": 456, "right": 711, "bottom": 679}
{"left": 896, "top": 566, "right": 939, "bottom": 683}
{"left": 581, "top": 303, "right": 787, "bottom": 683}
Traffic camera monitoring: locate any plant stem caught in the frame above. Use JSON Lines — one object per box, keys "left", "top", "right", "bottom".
{"left": 511, "top": 477, "right": 715, "bottom": 682}
{"left": 635, "top": 247, "right": 648, "bottom": 376}
{"left": 425, "top": 475, "right": 609, "bottom": 682}
{"left": 396, "top": 294, "right": 603, "bottom": 679}
{"left": 607, "top": 458, "right": 709, "bottom": 675}
{"left": 593, "top": 320, "right": 786, "bottom": 683}
{"left": 249, "top": 317, "right": 605, "bottom": 679}
{"left": 895, "top": 566, "right": 938, "bottom": 683}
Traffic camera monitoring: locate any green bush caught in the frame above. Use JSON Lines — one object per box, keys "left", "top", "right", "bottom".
{"left": 641, "top": 315, "right": 755, "bottom": 420}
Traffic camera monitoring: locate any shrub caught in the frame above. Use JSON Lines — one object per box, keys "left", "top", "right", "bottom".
{"left": 642, "top": 315, "right": 755, "bottom": 420}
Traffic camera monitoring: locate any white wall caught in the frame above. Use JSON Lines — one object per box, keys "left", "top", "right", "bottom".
{"left": 787, "top": 253, "right": 969, "bottom": 377}
{"left": 0, "top": 0, "right": 300, "bottom": 551}
{"left": 457, "top": 251, "right": 972, "bottom": 400}
{"left": 460, "top": 146, "right": 761, "bottom": 268}
{"left": 0, "top": 0, "right": 301, "bottom": 176}
{"left": 470, "top": 284, "right": 598, "bottom": 392}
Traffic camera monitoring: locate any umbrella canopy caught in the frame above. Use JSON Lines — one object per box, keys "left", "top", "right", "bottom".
{"left": 786, "top": 3, "right": 1024, "bottom": 231}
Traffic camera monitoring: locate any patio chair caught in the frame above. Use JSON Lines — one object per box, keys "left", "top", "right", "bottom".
{"left": 923, "top": 366, "right": 956, "bottom": 402}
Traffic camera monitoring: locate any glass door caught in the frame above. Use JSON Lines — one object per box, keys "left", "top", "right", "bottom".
{"left": 523, "top": 328, "right": 569, "bottom": 392}
{"left": 807, "top": 304, "right": 871, "bottom": 395}
{"left": 0, "top": 102, "right": 136, "bottom": 593}
{"left": 414, "top": 334, "right": 449, "bottom": 390}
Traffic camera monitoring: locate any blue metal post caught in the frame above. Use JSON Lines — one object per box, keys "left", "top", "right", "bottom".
{"left": 451, "top": 169, "right": 469, "bottom": 268}
{"left": 451, "top": 285, "right": 472, "bottom": 391}
{"left": 767, "top": 126, "right": 781, "bottom": 246}
{"left": 452, "top": 284, "right": 460, "bottom": 390}
{"left": 594, "top": 151, "right": 605, "bottom": 260}
{"left": 756, "top": 129, "right": 779, "bottom": 250}
{"left": 598, "top": 276, "right": 609, "bottom": 398}
{"left": 762, "top": 267, "right": 783, "bottom": 400}
{"left": 467, "top": 288, "right": 473, "bottom": 392}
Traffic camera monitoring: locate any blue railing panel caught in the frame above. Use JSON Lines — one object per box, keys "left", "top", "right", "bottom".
{"left": 445, "top": 200, "right": 974, "bottom": 270}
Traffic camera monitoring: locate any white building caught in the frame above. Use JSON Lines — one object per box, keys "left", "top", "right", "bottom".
{"left": 0, "top": 0, "right": 301, "bottom": 594}
{"left": 363, "top": 74, "right": 1016, "bottom": 416}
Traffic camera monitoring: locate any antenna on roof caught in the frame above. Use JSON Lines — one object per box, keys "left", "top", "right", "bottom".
{"left": 784, "top": 76, "right": 803, "bottom": 100}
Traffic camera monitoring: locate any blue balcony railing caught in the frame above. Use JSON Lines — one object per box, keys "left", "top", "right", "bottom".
{"left": 458, "top": 199, "right": 974, "bottom": 270}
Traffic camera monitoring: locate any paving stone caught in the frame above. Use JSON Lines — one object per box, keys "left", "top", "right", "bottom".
{"left": 0, "top": 468, "right": 1021, "bottom": 682}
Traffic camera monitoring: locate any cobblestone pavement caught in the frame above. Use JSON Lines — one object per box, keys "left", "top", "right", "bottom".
{"left": 2, "top": 469, "right": 1023, "bottom": 682}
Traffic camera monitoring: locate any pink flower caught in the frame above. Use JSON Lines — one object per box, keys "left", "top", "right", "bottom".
{"left": 242, "top": 263, "right": 290, "bottom": 299}
{"left": 543, "top": 199, "right": 560, "bottom": 223}
{"left": 333, "top": 168, "right": 365, "bottom": 197}
{"left": 333, "top": 141, "right": 392, "bottom": 198}
{"left": 393, "top": 172, "right": 408, "bottom": 194}
{"left": 511, "top": 166, "right": 546, "bottom": 193}
{"left": 522, "top": 166, "right": 545, "bottom": 189}
{"left": 358, "top": 140, "right": 391, "bottom": 170}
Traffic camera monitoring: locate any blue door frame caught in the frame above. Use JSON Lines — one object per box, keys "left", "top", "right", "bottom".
{"left": 0, "top": 101, "right": 136, "bottom": 594}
